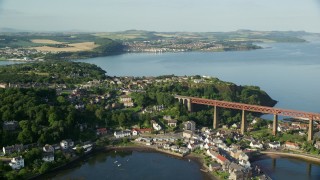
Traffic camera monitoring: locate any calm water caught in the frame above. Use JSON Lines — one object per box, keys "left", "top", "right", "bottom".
{"left": 253, "top": 156, "right": 320, "bottom": 180}
{"left": 77, "top": 42, "right": 320, "bottom": 113}
{"left": 45, "top": 151, "right": 204, "bottom": 180}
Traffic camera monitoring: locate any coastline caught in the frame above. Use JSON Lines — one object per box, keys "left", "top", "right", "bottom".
{"left": 103, "top": 145, "right": 217, "bottom": 180}
{"left": 259, "top": 151, "right": 320, "bottom": 164}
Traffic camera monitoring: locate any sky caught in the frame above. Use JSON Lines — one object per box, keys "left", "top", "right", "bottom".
{"left": 0, "top": 0, "right": 320, "bottom": 32}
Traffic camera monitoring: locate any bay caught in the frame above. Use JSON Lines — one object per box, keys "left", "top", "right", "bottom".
{"left": 252, "top": 156, "right": 320, "bottom": 180}
{"left": 77, "top": 42, "right": 320, "bottom": 113}
{"left": 45, "top": 151, "right": 206, "bottom": 180}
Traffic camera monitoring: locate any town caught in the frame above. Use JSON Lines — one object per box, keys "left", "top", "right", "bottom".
{"left": 0, "top": 61, "right": 320, "bottom": 179}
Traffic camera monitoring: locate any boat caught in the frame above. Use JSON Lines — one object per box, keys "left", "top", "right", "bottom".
{"left": 114, "top": 161, "right": 118, "bottom": 164}
{"left": 118, "top": 164, "right": 121, "bottom": 167}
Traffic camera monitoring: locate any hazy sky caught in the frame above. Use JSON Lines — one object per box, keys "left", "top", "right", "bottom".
{"left": 1, "top": 0, "right": 320, "bottom": 32}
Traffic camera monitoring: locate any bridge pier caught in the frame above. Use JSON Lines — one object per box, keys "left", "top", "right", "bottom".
{"left": 308, "top": 117, "right": 314, "bottom": 141}
{"left": 241, "top": 110, "right": 247, "bottom": 135}
{"left": 213, "top": 106, "right": 219, "bottom": 129}
{"left": 187, "top": 99, "right": 192, "bottom": 112}
{"left": 272, "top": 114, "right": 278, "bottom": 136}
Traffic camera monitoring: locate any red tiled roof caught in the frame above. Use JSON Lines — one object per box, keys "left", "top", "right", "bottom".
{"left": 285, "top": 141, "right": 299, "bottom": 147}
{"left": 97, "top": 128, "right": 107, "bottom": 132}
{"left": 217, "top": 155, "right": 227, "bottom": 162}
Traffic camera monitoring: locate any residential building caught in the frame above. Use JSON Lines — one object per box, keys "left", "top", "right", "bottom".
{"left": 96, "top": 128, "right": 107, "bottom": 135}
{"left": 167, "top": 119, "right": 177, "bottom": 127}
{"left": 3, "top": 144, "right": 24, "bottom": 154}
{"left": 314, "top": 141, "right": 320, "bottom": 149}
{"left": 114, "top": 130, "right": 131, "bottom": 138}
{"left": 249, "top": 141, "right": 263, "bottom": 149}
{"left": 151, "top": 120, "right": 162, "bottom": 131}
{"left": 284, "top": 141, "right": 300, "bottom": 150}
{"left": 183, "top": 130, "right": 193, "bottom": 139}
{"left": 43, "top": 144, "right": 54, "bottom": 153}
{"left": 42, "top": 152, "right": 54, "bottom": 162}
{"left": 60, "top": 139, "right": 74, "bottom": 150}
{"left": 132, "top": 129, "right": 139, "bottom": 136}
{"left": 183, "top": 121, "right": 196, "bottom": 132}
{"left": 3, "top": 121, "right": 19, "bottom": 131}
{"left": 269, "top": 141, "right": 281, "bottom": 149}
{"left": 9, "top": 156, "right": 24, "bottom": 170}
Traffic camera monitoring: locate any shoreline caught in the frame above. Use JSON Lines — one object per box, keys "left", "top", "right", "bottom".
{"left": 259, "top": 151, "right": 320, "bottom": 164}
{"left": 103, "top": 145, "right": 217, "bottom": 180}
{"left": 35, "top": 144, "right": 217, "bottom": 180}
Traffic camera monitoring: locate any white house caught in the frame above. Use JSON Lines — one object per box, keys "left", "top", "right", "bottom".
{"left": 132, "top": 129, "right": 139, "bottom": 136}
{"left": 114, "top": 131, "right": 131, "bottom": 138}
{"left": 187, "top": 142, "right": 201, "bottom": 151}
{"left": 152, "top": 121, "right": 162, "bottom": 131}
{"left": 269, "top": 141, "right": 281, "bottom": 149}
{"left": 42, "top": 152, "right": 54, "bottom": 162}
{"left": 43, "top": 144, "right": 54, "bottom": 153}
{"left": 60, "top": 139, "right": 74, "bottom": 150}
{"left": 9, "top": 156, "right": 24, "bottom": 170}
{"left": 239, "top": 153, "right": 249, "bottom": 161}
{"left": 250, "top": 141, "right": 263, "bottom": 149}
{"left": 239, "top": 159, "right": 251, "bottom": 169}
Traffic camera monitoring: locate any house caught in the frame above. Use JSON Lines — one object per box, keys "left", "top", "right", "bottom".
{"left": 132, "top": 129, "right": 139, "bottom": 136}
{"left": 3, "top": 121, "right": 19, "bottom": 131}
{"left": 114, "top": 130, "right": 131, "bottom": 138}
{"left": 249, "top": 141, "right": 263, "bottom": 149}
{"left": 9, "top": 156, "right": 24, "bottom": 170}
{"left": 216, "top": 154, "right": 228, "bottom": 165}
{"left": 183, "top": 130, "right": 193, "bottom": 139}
{"left": 119, "top": 95, "right": 134, "bottom": 107}
{"left": 269, "top": 141, "right": 281, "bottom": 149}
{"left": 239, "top": 159, "right": 251, "bottom": 169}
{"left": 139, "top": 128, "right": 152, "bottom": 134}
{"left": 183, "top": 121, "right": 196, "bottom": 132}
{"left": 209, "top": 162, "right": 221, "bottom": 171}
{"left": 60, "top": 139, "right": 74, "bottom": 150}
{"left": 3, "top": 144, "right": 24, "bottom": 154}
{"left": 314, "top": 141, "right": 320, "bottom": 149}
{"left": 239, "top": 153, "right": 249, "bottom": 161}
{"left": 170, "top": 145, "right": 179, "bottom": 152}
{"left": 167, "top": 119, "right": 178, "bottom": 127}
{"left": 43, "top": 144, "right": 54, "bottom": 153}
{"left": 42, "top": 152, "right": 54, "bottom": 162}
{"left": 123, "top": 101, "right": 134, "bottom": 107}
{"left": 151, "top": 120, "right": 162, "bottom": 131}
{"left": 229, "top": 163, "right": 245, "bottom": 180}
{"left": 96, "top": 128, "right": 107, "bottom": 135}
{"left": 284, "top": 141, "right": 300, "bottom": 150}
{"left": 120, "top": 95, "right": 132, "bottom": 102}
{"left": 207, "top": 149, "right": 219, "bottom": 160}
{"left": 179, "top": 147, "right": 190, "bottom": 154}
{"left": 187, "top": 142, "right": 201, "bottom": 151}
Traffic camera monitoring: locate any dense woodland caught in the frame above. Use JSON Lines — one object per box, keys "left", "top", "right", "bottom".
{"left": 0, "top": 62, "right": 277, "bottom": 148}
{"left": 0, "top": 61, "right": 106, "bottom": 84}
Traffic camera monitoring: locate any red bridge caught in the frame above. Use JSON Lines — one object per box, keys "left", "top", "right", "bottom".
{"left": 175, "top": 95, "right": 320, "bottom": 141}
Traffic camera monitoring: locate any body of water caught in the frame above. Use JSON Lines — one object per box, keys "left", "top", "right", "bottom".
{"left": 44, "top": 150, "right": 205, "bottom": 180}
{"left": 77, "top": 42, "right": 320, "bottom": 114}
{"left": 253, "top": 156, "right": 320, "bottom": 180}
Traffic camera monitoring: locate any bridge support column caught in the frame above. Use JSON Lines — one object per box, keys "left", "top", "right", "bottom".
{"left": 272, "top": 114, "right": 278, "bottom": 136}
{"left": 187, "top": 99, "right": 192, "bottom": 112}
{"left": 308, "top": 117, "right": 314, "bottom": 141}
{"left": 213, "top": 106, "right": 219, "bottom": 129}
{"left": 241, "top": 110, "right": 247, "bottom": 135}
